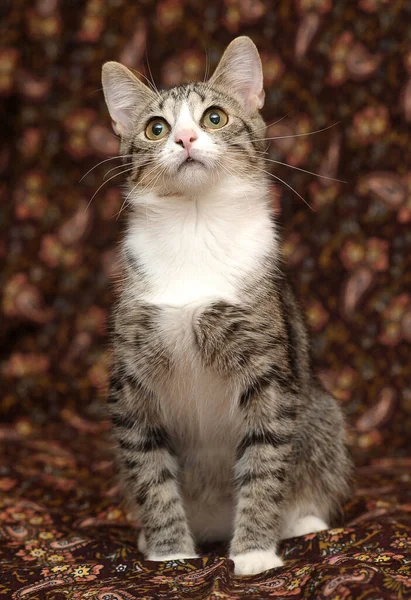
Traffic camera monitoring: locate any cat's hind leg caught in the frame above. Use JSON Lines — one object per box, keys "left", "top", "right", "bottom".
{"left": 138, "top": 529, "right": 147, "bottom": 553}
{"left": 281, "top": 514, "right": 328, "bottom": 539}
{"left": 281, "top": 501, "right": 329, "bottom": 539}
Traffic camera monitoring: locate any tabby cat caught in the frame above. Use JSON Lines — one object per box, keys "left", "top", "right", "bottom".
{"left": 101, "top": 36, "right": 351, "bottom": 575}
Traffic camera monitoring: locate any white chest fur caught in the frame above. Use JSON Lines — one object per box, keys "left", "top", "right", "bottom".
{"left": 125, "top": 179, "right": 275, "bottom": 443}
{"left": 126, "top": 181, "right": 275, "bottom": 307}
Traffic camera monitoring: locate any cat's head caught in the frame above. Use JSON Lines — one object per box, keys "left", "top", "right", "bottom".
{"left": 101, "top": 37, "right": 266, "bottom": 198}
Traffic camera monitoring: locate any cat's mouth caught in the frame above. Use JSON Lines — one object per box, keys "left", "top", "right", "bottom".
{"left": 177, "top": 157, "right": 204, "bottom": 171}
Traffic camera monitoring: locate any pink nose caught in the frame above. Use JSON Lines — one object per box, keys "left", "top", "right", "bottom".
{"left": 174, "top": 129, "right": 198, "bottom": 151}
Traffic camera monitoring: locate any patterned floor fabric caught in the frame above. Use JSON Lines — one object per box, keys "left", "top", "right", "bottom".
{"left": 0, "top": 419, "right": 410, "bottom": 600}
{"left": 1, "top": 0, "right": 411, "bottom": 598}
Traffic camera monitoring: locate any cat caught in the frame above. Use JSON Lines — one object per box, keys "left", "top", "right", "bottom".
{"left": 101, "top": 36, "right": 352, "bottom": 576}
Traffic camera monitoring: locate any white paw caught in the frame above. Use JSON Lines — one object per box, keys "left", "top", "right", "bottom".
{"left": 146, "top": 552, "right": 198, "bottom": 562}
{"left": 139, "top": 530, "right": 198, "bottom": 561}
{"left": 137, "top": 530, "right": 147, "bottom": 554}
{"left": 231, "top": 550, "right": 284, "bottom": 575}
{"left": 289, "top": 515, "right": 328, "bottom": 538}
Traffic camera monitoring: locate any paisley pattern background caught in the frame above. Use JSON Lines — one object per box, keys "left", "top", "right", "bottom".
{"left": 1, "top": 0, "right": 410, "bottom": 597}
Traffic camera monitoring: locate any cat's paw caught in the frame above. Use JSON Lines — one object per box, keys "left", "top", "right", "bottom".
{"left": 146, "top": 552, "right": 199, "bottom": 562}
{"left": 291, "top": 515, "right": 328, "bottom": 537}
{"left": 231, "top": 550, "right": 284, "bottom": 575}
{"left": 139, "top": 530, "right": 198, "bottom": 562}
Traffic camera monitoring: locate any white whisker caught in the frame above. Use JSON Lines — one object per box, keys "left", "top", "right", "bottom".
{"left": 115, "top": 163, "right": 165, "bottom": 219}
{"left": 254, "top": 112, "right": 291, "bottom": 133}
{"left": 104, "top": 162, "right": 134, "bottom": 179}
{"left": 203, "top": 44, "right": 210, "bottom": 84}
{"left": 253, "top": 122, "right": 340, "bottom": 142}
{"left": 145, "top": 50, "right": 162, "bottom": 99}
{"left": 80, "top": 154, "right": 133, "bottom": 182}
{"left": 223, "top": 152, "right": 314, "bottom": 210}
{"left": 128, "top": 65, "right": 162, "bottom": 100}
{"left": 259, "top": 167, "right": 314, "bottom": 211}
{"left": 85, "top": 168, "right": 135, "bottom": 211}
{"left": 226, "top": 147, "right": 344, "bottom": 184}
{"left": 261, "top": 157, "right": 345, "bottom": 183}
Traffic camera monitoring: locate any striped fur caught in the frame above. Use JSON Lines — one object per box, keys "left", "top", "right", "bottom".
{"left": 102, "top": 37, "right": 352, "bottom": 575}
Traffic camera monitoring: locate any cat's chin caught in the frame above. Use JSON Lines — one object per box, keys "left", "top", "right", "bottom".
{"left": 172, "top": 161, "right": 213, "bottom": 193}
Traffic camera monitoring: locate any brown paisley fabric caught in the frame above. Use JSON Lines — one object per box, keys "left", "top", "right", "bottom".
{"left": 1, "top": 1, "right": 410, "bottom": 598}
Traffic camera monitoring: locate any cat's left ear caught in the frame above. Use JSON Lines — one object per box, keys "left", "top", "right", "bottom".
{"left": 101, "top": 62, "right": 156, "bottom": 137}
{"left": 209, "top": 37, "right": 264, "bottom": 112}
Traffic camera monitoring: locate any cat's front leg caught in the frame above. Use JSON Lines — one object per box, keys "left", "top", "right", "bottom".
{"left": 230, "top": 384, "right": 298, "bottom": 575}
{"left": 194, "top": 301, "right": 284, "bottom": 374}
{"left": 108, "top": 373, "right": 197, "bottom": 561}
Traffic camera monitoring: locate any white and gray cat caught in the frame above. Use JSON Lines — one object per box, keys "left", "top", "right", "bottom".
{"left": 102, "top": 37, "right": 352, "bottom": 576}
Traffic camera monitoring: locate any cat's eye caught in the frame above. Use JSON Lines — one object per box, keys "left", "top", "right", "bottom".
{"left": 202, "top": 108, "right": 228, "bottom": 130}
{"left": 145, "top": 118, "right": 170, "bottom": 140}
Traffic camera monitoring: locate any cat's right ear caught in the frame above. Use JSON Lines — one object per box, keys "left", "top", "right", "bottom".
{"left": 101, "top": 62, "right": 156, "bottom": 137}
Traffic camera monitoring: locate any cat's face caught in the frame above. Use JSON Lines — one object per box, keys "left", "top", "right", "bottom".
{"left": 102, "top": 37, "right": 266, "bottom": 198}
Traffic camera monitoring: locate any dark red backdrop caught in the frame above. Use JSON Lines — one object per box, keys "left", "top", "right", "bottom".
{"left": 1, "top": 1, "right": 410, "bottom": 598}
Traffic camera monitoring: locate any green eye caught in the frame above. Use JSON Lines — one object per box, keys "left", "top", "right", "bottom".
{"left": 145, "top": 118, "right": 169, "bottom": 140}
{"left": 202, "top": 108, "right": 228, "bottom": 129}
